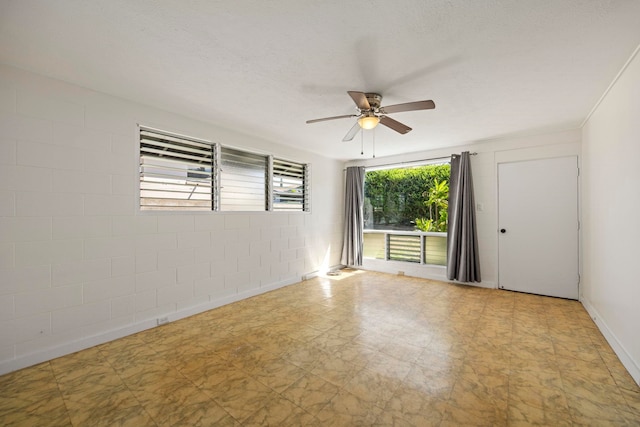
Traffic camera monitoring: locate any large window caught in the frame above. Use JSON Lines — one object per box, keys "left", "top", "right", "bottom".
{"left": 139, "top": 127, "right": 309, "bottom": 212}
{"left": 363, "top": 161, "right": 450, "bottom": 265}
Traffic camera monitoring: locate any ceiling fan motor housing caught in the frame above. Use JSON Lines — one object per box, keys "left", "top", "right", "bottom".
{"left": 364, "top": 93, "right": 382, "bottom": 111}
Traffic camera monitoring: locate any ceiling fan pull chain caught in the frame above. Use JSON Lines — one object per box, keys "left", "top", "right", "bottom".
{"left": 372, "top": 128, "right": 376, "bottom": 158}
{"left": 360, "top": 128, "right": 364, "bottom": 155}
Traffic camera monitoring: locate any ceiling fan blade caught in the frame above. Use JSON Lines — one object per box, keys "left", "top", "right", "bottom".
{"left": 347, "top": 91, "right": 371, "bottom": 110}
{"left": 380, "top": 116, "right": 412, "bottom": 134}
{"left": 379, "top": 100, "right": 435, "bottom": 114}
{"left": 342, "top": 122, "right": 361, "bottom": 141}
{"left": 306, "top": 114, "right": 357, "bottom": 124}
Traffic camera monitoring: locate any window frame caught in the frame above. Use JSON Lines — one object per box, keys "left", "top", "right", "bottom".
{"left": 362, "top": 159, "right": 450, "bottom": 266}
{"left": 139, "top": 127, "right": 216, "bottom": 212}
{"left": 271, "top": 157, "right": 310, "bottom": 212}
{"left": 219, "top": 146, "right": 269, "bottom": 212}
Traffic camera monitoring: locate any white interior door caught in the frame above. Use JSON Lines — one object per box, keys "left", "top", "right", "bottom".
{"left": 498, "top": 156, "right": 579, "bottom": 299}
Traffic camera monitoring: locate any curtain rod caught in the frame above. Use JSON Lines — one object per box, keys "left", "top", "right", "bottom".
{"left": 346, "top": 152, "right": 477, "bottom": 171}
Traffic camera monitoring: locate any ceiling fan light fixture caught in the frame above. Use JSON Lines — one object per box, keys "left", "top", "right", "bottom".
{"left": 358, "top": 115, "right": 380, "bottom": 130}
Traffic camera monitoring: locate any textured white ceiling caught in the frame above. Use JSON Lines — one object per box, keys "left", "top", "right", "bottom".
{"left": 1, "top": 0, "right": 639, "bottom": 160}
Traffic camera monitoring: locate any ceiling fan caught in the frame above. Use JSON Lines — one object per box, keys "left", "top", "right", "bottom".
{"left": 306, "top": 91, "right": 435, "bottom": 141}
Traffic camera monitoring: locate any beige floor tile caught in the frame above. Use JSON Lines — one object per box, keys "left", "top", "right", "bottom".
{"left": 242, "top": 395, "right": 317, "bottom": 426}
{"left": 557, "top": 355, "right": 618, "bottom": 387}
{"left": 383, "top": 386, "right": 448, "bottom": 426}
{"left": 343, "top": 366, "right": 405, "bottom": 408}
{"left": 474, "top": 324, "right": 512, "bottom": 345}
{"left": 109, "top": 352, "right": 177, "bottom": 380}
{"left": 510, "top": 351, "right": 560, "bottom": 372}
{"left": 229, "top": 347, "right": 282, "bottom": 373}
{"left": 509, "top": 382, "right": 569, "bottom": 414}
{"left": 308, "top": 329, "right": 352, "bottom": 354}
{"left": 405, "top": 364, "right": 457, "bottom": 399}
{"left": 426, "top": 333, "right": 470, "bottom": 360}
{"left": 281, "top": 372, "right": 339, "bottom": 416}
{"left": 553, "top": 338, "right": 603, "bottom": 363}
{"left": 441, "top": 401, "right": 508, "bottom": 427}
{"left": 55, "top": 366, "right": 125, "bottom": 402}
{"left": 330, "top": 340, "right": 378, "bottom": 368}
{"left": 249, "top": 357, "right": 306, "bottom": 393}
{"left": 445, "top": 365, "right": 509, "bottom": 426}
{"left": 283, "top": 325, "right": 325, "bottom": 342}
{"left": 167, "top": 401, "right": 239, "bottom": 426}
{"left": 310, "top": 352, "right": 363, "bottom": 387}
{"left": 0, "top": 364, "right": 60, "bottom": 406}
{"left": 315, "top": 388, "right": 383, "bottom": 425}
{"left": 464, "top": 341, "right": 512, "bottom": 373}
{"left": 1, "top": 409, "right": 71, "bottom": 426}
{"left": 603, "top": 353, "right": 640, "bottom": 393}
{"left": 143, "top": 394, "right": 220, "bottom": 426}
{"left": 373, "top": 411, "right": 419, "bottom": 427}
{"left": 565, "top": 391, "right": 630, "bottom": 425}
{"left": 62, "top": 382, "right": 138, "bottom": 410}
{"left": 210, "top": 375, "right": 279, "bottom": 422}
{"left": 282, "top": 343, "right": 330, "bottom": 370}
{"left": 172, "top": 349, "right": 230, "bottom": 376}
{"left": 194, "top": 364, "right": 252, "bottom": 395}
{"left": 620, "top": 387, "right": 640, "bottom": 418}
{"left": 509, "top": 366, "right": 564, "bottom": 390}
{"left": 363, "top": 350, "right": 413, "bottom": 380}
{"left": 507, "top": 401, "right": 573, "bottom": 426}
{"left": 244, "top": 330, "right": 301, "bottom": 356}
{"left": 64, "top": 397, "right": 153, "bottom": 426}
{"left": 379, "top": 339, "right": 425, "bottom": 363}
{"left": 0, "top": 394, "right": 70, "bottom": 426}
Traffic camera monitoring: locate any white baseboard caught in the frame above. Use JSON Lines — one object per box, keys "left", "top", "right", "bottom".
{"left": 360, "top": 259, "right": 496, "bottom": 289}
{"left": 581, "top": 297, "right": 640, "bottom": 386}
{"left": 0, "top": 277, "right": 300, "bottom": 376}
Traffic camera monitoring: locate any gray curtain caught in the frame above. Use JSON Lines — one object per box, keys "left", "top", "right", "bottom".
{"left": 341, "top": 166, "right": 366, "bottom": 266}
{"left": 447, "top": 152, "right": 481, "bottom": 282}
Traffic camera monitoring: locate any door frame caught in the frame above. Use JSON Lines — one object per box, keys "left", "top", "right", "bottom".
{"left": 494, "top": 149, "right": 582, "bottom": 300}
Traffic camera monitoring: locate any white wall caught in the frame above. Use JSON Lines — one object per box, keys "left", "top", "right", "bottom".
{"left": 348, "top": 129, "right": 581, "bottom": 289}
{"left": 582, "top": 49, "right": 640, "bottom": 384}
{"left": 0, "top": 64, "right": 344, "bottom": 375}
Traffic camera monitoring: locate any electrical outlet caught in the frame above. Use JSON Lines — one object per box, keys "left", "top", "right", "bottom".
{"left": 157, "top": 316, "right": 169, "bottom": 326}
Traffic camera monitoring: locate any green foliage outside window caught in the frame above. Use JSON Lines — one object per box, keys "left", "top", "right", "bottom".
{"left": 416, "top": 178, "right": 449, "bottom": 232}
{"left": 364, "top": 163, "right": 450, "bottom": 231}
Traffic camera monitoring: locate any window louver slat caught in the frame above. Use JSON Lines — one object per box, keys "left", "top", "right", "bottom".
{"left": 140, "top": 130, "right": 212, "bottom": 148}
{"left": 140, "top": 139, "right": 212, "bottom": 156}
{"left": 140, "top": 173, "right": 213, "bottom": 184}
{"left": 140, "top": 146, "right": 212, "bottom": 164}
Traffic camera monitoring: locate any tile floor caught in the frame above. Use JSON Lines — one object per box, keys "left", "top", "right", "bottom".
{"left": 1, "top": 270, "right": 639, "bottom": 426}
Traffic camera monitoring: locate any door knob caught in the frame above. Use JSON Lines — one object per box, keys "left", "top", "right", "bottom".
{"left": 500, "top": 229, "right": 506, "bottom": 233}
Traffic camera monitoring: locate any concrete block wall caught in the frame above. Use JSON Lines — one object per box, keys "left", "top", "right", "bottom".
{"left": 0, "top": 64, "right": 344, "bottom": 374}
